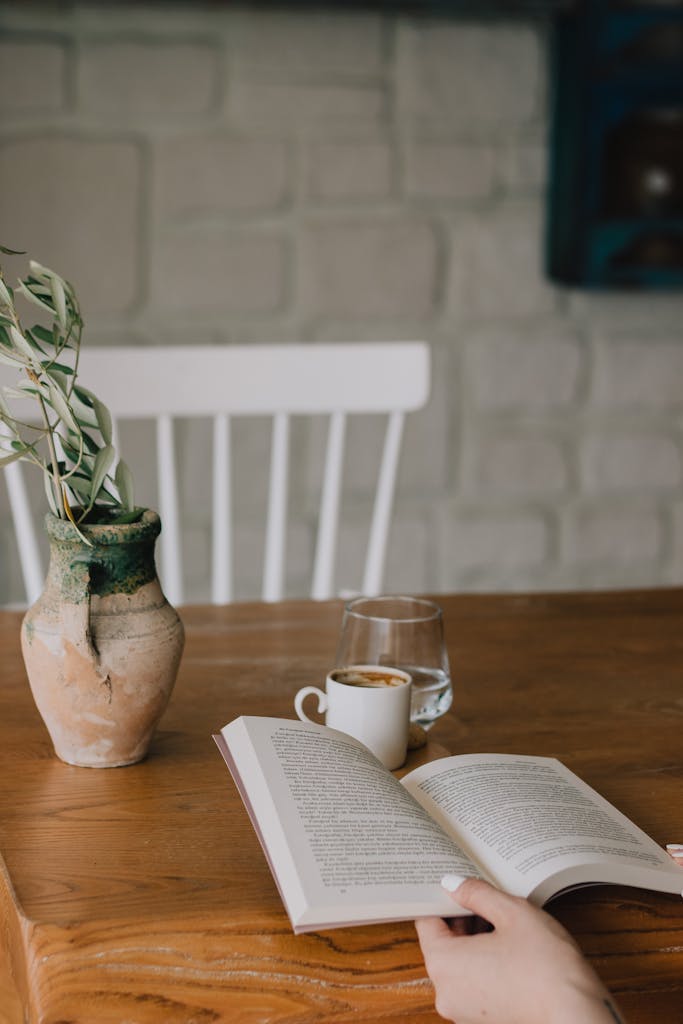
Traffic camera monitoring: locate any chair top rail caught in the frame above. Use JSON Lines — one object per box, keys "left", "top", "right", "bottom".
{"left": 77, "top": 342, "right": 430, "bottom": 419}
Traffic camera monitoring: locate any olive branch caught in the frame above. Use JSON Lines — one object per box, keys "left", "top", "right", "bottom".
{"left": 0, "top": 246, "right": 139, "bottom": 542}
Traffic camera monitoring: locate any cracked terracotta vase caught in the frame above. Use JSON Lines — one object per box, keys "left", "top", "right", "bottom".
{"left": 21, "top": 510, "right": 184, "bottom": 768}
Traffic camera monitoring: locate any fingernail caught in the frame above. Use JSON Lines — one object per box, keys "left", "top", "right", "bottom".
{"left": 441, "top": 873, "right": 468, "bottom": 892}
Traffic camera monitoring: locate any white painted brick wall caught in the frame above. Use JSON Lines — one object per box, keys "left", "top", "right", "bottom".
{"left": 405, "top": 144, "right": 496, "bottom": 201}
{"left": 464, "top": 436, "right": 569, "bottom": 498}
{"left": 308, "top": 142, "right": 394, "bottom": 201}
{"left": 594, "top": 334, "right": 683, "bottom": 408}
{"left": 436, "top": 506, "right": 550, "bottom": 582}
{"left": 0, "top": 138, "right": 142, "bottom": 313}
{"left": 152, "top": 229, "right": 288, "bottom": 315}
{"left": 157, "top": 138, "right": 291, "bottom": 215}
{"left": 448, "top": 206, "right": 557, "bottom": 319}
{"left": 581, "top": 435, "right": 682, "bottom": 494}
{"left": 79, "top": 41, "right": 220, "bottom": 115}
{"left": 464, "top": 324, "right": 584, "bottom": 411}
{"left": 402, "top": 22, "right": 542, "bottom": 127}
{"left": 1, "top": 2, "right": 682, "bottom": 605}
{"left": 562, "top": 504, "right": 663, "bottom": 574}
{"left": 0, "top": 39, "right": 66, "bottom": 110}
{"left": 302, "top": 218, "right": 438, "bottom": 318}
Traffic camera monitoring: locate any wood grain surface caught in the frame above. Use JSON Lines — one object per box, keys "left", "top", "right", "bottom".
{"left": 1, "top": 590, "right": 682, "bottom": 1023}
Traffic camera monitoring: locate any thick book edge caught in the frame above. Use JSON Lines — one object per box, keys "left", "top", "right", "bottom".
{"left": 213, "top": 729, "right": 306, "bottom": 931}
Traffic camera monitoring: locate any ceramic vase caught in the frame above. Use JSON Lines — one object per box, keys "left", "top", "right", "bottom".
{"left": 21, "top": 509, "right": 184, "bottom": 768}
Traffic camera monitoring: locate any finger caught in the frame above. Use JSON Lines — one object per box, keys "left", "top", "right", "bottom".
{"left": 442, "top": 875, "right": 522, "bottom": 928}
{"left": 415, "top": 915, "right": 452, "bottom": 947}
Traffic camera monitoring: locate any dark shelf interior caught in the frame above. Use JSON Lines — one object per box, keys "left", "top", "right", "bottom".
{"left": 547, "top": 0, "right": 683, "bottom": 288}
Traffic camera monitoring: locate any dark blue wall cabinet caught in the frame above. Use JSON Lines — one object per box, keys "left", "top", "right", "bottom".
{"left": 547, "top": 1, "right": 683, "bottom": 288}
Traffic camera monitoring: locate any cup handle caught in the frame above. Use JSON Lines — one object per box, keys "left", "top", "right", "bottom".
{"left": 294, "top": 686, "right": 327, "bottom": 723}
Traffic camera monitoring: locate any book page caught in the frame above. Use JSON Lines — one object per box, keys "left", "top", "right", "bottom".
{"left": 402, "top": 753, "right": 682, "bottom": 903}
{"left": 219, "top": 717, "right": 484, "bottom": 931}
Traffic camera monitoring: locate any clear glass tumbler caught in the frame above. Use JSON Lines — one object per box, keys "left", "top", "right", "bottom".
{"left": 335, "top": 595, "right": 452, "bottom": 729}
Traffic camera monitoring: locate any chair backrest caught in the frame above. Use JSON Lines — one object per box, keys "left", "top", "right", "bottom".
{"left": 2, "top": 342, "right": 430, "bottom": 606}
{"left": 1, "top": 420, "right": 45, "bottom": 606}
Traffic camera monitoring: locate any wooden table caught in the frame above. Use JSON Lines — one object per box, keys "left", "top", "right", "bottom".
{"left": 1, "top": 590, "right": 682, "bottom": 1023}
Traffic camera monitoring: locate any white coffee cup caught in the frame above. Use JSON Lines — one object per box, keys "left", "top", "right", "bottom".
{"left": 293, "top": 665, "right": 412, "bottom": 770}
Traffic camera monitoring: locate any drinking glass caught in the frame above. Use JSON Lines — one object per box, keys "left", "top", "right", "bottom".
{"left": 335, "top": 596, "right": 452, "bottom": 729}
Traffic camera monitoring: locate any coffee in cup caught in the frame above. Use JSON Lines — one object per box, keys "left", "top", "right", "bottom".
{"left": 330, "top": 668, "right": 406, "bottom": 688}
{"left": 293, "top": 664, "right": 412, "bottom": 769}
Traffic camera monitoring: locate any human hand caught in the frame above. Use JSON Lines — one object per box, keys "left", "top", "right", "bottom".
{"left": 415, "top": 875, "right": 625, "bottom": 1024}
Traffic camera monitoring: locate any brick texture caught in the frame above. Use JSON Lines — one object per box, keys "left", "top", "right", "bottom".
{"left": 465, "top": 436, "right": 569, "bottom": 497}
{"left": 0, "top": 39, "right": 66, "bottom": 111}
{"left": 79, "top": 40, "right": 218, "bottom": 115}
{"left": 308, "top": 142, "right": 394, "bottom": 201}
{"left": 303, "top": 219, "right": 438, "bottom": 318}
{"left": 465, "top": 324, "right": 583, "bottom": 411}
{"left": 405, "top": 22, "right": 541, "bottom": 128}
{"left": 0, "top": 136, "right": 141, "bottom": 315}
{"left": 156, "top": 137, "right": 290, "bottom": 216}
{"left": 448, "top": 206, "right": 557, "bottom": 319}
{"left": 405, "top": 143, "right": 496, "bottom": 201}
{"left": 152, "top": 229, "right": 288, "bottom": 314}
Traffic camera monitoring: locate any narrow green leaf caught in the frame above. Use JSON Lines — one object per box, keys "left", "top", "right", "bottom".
{"left": 58, "top": 440, "right": 84, "bottom": 464}
{"left": 64, "top": 426, "right": 99, "bottom": 459}
{"left": 92, "top": 397, "right": 113, "bottom": 446}
{"left": 17, "top": 378, "right": 49, "bottom": 399}
{"left": 73, "top": 384, "right": 96, "bottom": 408}
{"left": 50, "top": 276, "right": 67, "bottom": 329}
{"left": 43, "top": 360, "right": 74, "bottom": 376}
{"left": 108, "top": 507, "right": 144, "bottom": 525}
{"left": 115, "top": 458, "right": 135, "bottom": 511}
{"left": 9, "top": 325, "right": 36, "bottom": 363}
{"left": 65, "top": 475, "right": 93, "bottom": 502}
{"left": 0, "top": 245, "right": 26, "bottom": 255}
{"left": 89, "top": 444, "right": 115, "bottom": 502}
{"left": 15, "top": 280, "right": 53, "bottom": 316}
{"left": 45, "top": 379, "right": 78, "bottom": 433}
{"left": 0, "top": 278, "right": 14, "bottom": 307}
{"left": 63, "top": 488, "right": 93, "bottom": 542}
{"left": 28, "top": 260, "right": 51, "bottom": 279}
{"left": 0, "top": 348, "right": 23, "bottom": 369}
{"left": 0, "top": 447, "right": 27, "bottom": 467}
{"left": 30, "top": 324, "right": 55, "bottom": 346}
{"left": 77, "top": 428, "right": 100, "bottom": 456}
{"left": 79, "top": 431, "right": 100, "bottom": 456}
{"left": 3, "top": 385, "right": 34, "bottom": 401}
{"left": 92, "top": 484, "right": 118, "bottom": 505}
{"left": 43, "top": 366, "right": 73, "bottom": 395}
{"left": 69, "top": 391, "right": 99, "bottom": 429}
{"left": 43, "top": 473, "right": 60, "bottom": 517}
{"left": 25, "top": 329, "right": 49, "bottom": 356}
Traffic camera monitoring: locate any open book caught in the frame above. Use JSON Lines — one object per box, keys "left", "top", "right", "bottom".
{"left": 214, "top": 716, "right": 682, "bottom": 934}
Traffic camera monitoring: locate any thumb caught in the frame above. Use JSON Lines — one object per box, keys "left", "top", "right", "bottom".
{"left": 441, "top": 874, "right": 522, "bottom": 927}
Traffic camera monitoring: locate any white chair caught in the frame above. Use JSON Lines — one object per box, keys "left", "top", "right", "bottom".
{"left": 1, "top": 421, "right": 45, "bottom": 606}
{"left": 2, "top": 342, "right": 430, "bottom": 606}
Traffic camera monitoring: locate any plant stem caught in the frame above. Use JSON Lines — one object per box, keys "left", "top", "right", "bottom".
{"left": 33, "top": 384, "right": 64, "bottom": 517}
